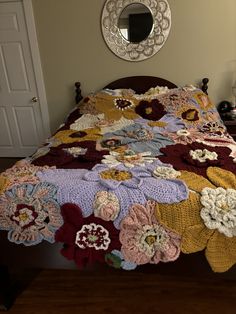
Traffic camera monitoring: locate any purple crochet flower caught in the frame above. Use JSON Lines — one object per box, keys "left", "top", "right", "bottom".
{"left": 37, "top": 161, "right": 188, "bottom": 229}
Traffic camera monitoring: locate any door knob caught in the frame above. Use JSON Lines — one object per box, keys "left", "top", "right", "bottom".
{"left": 31, "top": 96, "right": 38, "bottom": 102}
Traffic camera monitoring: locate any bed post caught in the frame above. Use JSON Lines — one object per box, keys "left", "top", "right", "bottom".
{"left": 75, "top": 82, "right": 83, "bottom": 104}
{"left": 201, "top": 78, "right": 209, "bottom": 95}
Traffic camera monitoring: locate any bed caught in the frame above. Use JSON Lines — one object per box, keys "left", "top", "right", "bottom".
{"left": 1, "top": 76, "right": 236, "bottom": 279}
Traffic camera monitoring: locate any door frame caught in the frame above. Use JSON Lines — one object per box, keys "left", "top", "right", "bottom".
{"left": 0, "top": 0, "right": 51, "bottom": 138}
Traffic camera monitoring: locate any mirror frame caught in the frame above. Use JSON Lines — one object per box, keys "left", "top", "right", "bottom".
{"left": 101, "top": 0, "right": 171, "bottom": 62}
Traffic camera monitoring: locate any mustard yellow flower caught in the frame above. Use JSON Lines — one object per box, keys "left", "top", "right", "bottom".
{"left": 155, "top": 167, "right": 236, "bottom": 272}
{"left": 93, "top": 92, "right": 140, "bottom": 121}
{"left": 0, "top": 175, "right": 9, "bottom": 195}
{"left": 52, "top": 128, "right": 101, "bottom": 145}
{"left": 193, "top": 91, "right": 214, "bottom": 112}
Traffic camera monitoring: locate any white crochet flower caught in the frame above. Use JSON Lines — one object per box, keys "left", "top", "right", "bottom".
{"left": 75, "top": 223, "right": 111, "bottom": 250}
{"left": 102, "top": 151, "right": 156, "bottom": 168}
{"left": 63, "top": 147, "right": 87, "bottom": 157}
{"left": 153, "top": 166, "right": 181, "bottom": 179}
{"left": 189, "top": 149, "right": 218, "bottom": 163}
{"left": 200, "top": 187, "right": 236, "bottom": 237}
{"left": 70, "top": 114, "right": 105, "bottom": 131}
{"left": 176, "top": 129, "right": 191, "bottom": 137}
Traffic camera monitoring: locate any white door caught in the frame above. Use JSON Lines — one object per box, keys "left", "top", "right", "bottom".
{"left": 0, "top": 0, "right": 50, "bottom": 157}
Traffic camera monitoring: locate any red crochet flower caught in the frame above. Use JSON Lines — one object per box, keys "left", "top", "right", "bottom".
{"left": 55, "top": 203, "right": 121, "bottom": 268}
{"left": 32, "top": 141, "right": 108, "bottom": 169}
{"left": 135, "top": 99, "right": 167, "bottom": 120}
{"left": 159, "top": 142, "right": 236, "bottom": 178}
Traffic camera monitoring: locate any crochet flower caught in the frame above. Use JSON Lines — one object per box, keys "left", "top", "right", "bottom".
{"left": 193, "top": 91, "right": 215, "bottom": 111}
{"left": 159, "top": 142, "right": 236, "bottom": 178}
{"left": 104, "top": 123, "right": 174, "bottom": 156}
{"left": 96, "top": 137, "right": 125, "bottom": 151}
{"left": 101, "top": 150, "right": 156, "bottom": 168}
{"left": 0, "top": 182, "right": 62, "bottom": 246}
{"left": 93, "top": 92, "right": 139, "bottom": 121}
{"left": 155, "top": 167, "right": 236, "bottom": 272}
{"left": 120, "top": 201, "right": 181, "bottom": 265}
{"left": 1, "top": 161, "right": 53, "bottom": 191}
{"left": 69, "top": 113, "right": 106, "bottom": 131}
{"left": 37, "top": 161, "right": 189, "bottom": 229}
{"left": 198, "top": 121, "right": 227, "bottom": 137}
{"left": 175, "top": 105, "right": 202, "bottom": 127}
{"left": 52, "top": 128, "right": 101, "bottom": 145}
{"left": 55, "top": 203, "right": 120, "bottom": 268}
{"left": 105, "top": 250, "right": 137, "bottom": 270}
{"left": 135, "top": 114, "right": 185, "bottom": 134}
{"left": 153, "top": 166, "right": 181, "bottom": 179}
{"left": 93, "top": 191, "right": 120, "bottom": 221}
{"left": 158, "top": 89, "right": 193, "bottom": 112}
{"left": 134, "top": 99, "right": 167, "bottom": 120}
{"left": 165, "top": 128, "right": 205, "bottom": 145}
{"left": 33, "top": 141, "right": 107, "bottom": 170}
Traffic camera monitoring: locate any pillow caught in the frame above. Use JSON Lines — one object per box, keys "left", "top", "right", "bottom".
{"left": 101, "top": 88, "right": 135, "bottom": 97}
{"left": 133, "top": 85, "right": 170, "bottom": 100}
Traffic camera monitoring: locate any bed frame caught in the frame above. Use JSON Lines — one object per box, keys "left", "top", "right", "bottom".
{"left": 1, "top": 75, "right": 235, "bottom": 309}
{"left": 75, "top": 76, "right": 209, "bottom": 104}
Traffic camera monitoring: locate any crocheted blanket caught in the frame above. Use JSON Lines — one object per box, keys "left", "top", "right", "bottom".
{"left": 1, "top": 86, "right": 236, "bottom": 272}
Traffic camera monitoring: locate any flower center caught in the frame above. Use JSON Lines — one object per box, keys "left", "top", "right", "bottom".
{"left": 145, "top": 107, "right": 153, "bottom": 114}
{"left": 100, "top": 169, "right": 132, "bottom": 181}
{"left": 182, "top": 109, "right": 199, "bottom": 121}
{"left": 145, "top": 235, "right": 157, "bottom": 246}
{"left": 128, "top": 128, "right": 153, "bottom": 141}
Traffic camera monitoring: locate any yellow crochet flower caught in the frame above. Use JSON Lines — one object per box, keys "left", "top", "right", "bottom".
{"left": 175, "top": 104, "right": 202, "bottom": 126}
{"left": 93, "top": 92, "right": 140, "bottom": 121}
{"left": 0, "top": 175, "right": 9, "bottom": 195}
{"left": 193, "top": 91, "right": 214, "bottom": 111}
{"left": 155, "top": 167, "right": 236, "bottom": 272}
{"left": 52, "top": 128, "right": 101, "bottom": 145}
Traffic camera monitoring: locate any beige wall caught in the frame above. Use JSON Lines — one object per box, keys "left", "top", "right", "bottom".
{"left": 32, "top": 0, "right": 236, "bottom": 133}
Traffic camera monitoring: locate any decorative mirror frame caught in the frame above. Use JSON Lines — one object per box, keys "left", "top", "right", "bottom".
{"left": 101, "top": 0, "right": 171, "bottom": 62}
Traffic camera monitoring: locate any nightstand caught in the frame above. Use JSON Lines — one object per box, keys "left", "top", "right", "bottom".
{"left": 223, "top": 120, "right": 236, "bottom": 140}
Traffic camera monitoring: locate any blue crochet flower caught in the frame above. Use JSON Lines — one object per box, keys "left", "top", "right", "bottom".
{"left": 0, "top": 182, "right": 62, "bottom": 246}
{"left": 103, "top": 123, "right": 174, "bottom": 156}
{"left": 37, "top": 161, "right": 188, "bottom": 229}
{"left": 134, "top": 114, "right": 185, "bottom": 133}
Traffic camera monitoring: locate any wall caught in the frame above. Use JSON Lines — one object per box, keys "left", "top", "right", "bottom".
{"left": 32, "top": 0, "right": 236, "bottom": 132}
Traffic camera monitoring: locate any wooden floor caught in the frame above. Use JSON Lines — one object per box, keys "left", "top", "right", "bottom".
{"left": 6, "top": 268, "right": 236, "bottom": 314}
{"left": 0, "top": 158, "right": 21, "bottom": 172}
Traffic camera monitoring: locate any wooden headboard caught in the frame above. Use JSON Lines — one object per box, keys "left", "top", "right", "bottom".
{"left": 75, "top": 77, "right": 209, "bottom": 104}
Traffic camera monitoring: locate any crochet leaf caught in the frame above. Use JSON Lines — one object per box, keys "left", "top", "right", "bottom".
{"left": 206, "top": 167, "right": 236, "bottom": 190}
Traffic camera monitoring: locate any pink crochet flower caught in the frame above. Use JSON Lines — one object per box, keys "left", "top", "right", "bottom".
{"left": 93, "top": 191, "right": 120, "bottom": 221}
{"left": 1, "top": 161, "right": 54, "bottom": 190}
{"left": 120, "top": 201, "right": 181, "bottom": 265}
{"left": 165, "top": 128, "right": 205, "bottom": 145}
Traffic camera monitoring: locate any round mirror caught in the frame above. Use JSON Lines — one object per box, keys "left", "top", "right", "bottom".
{"left": 118, "top": 4, "right": 153, "bottom": 43}
{"left": 101, "top": 0, "right": 171, "bottom": 62}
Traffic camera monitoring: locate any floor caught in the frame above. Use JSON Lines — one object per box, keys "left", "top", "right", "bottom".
{"left": 0, "top": 158, "right": 21, "bottom": 172}
{"left": 1, "top": 158, "right": 236, "bottom": 313}
{"left": 6, "top": 268, "right": 236, "bottom": 314}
